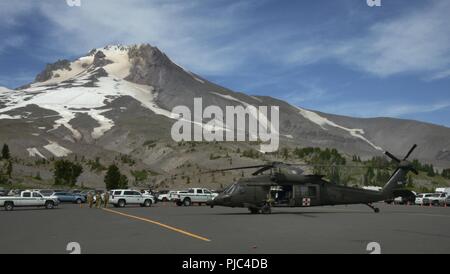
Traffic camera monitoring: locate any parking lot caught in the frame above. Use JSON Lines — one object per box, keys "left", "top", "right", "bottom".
{"left": 1, "top": 202, "right": 450, "bottom": 254}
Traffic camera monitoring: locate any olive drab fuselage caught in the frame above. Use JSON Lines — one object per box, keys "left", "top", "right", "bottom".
{"left": 209, "top": 145, "right": 418, "bottom": 213}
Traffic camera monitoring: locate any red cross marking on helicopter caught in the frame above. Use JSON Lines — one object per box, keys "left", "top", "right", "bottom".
{"left": 302, "top": 198, "right": 311, "bottom": 207}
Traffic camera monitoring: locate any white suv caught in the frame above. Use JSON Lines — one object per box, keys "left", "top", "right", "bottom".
{"left": 423, "top": 193, "right": 447, "bottom": 206}
{"left": 110, "top": 189, "right": 155, "bottom": 208}
{"left": 416, "top": 193, "right": 442, "bottom": 205}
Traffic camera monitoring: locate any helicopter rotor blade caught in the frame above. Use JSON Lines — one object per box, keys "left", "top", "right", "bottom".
{"left": 403, "top": 144, "right": 418, "bottom": 160}
{"left": 385, "top": 151, "right": 401, "bottom": 163}
{"left": 202, "top": 165, "right": 269, "bottom": 174}
{"left": 288, "top": 164, "right": 391, "bottom": 169}
{"left": 252, "top": 166, "right": 273, "bottom": 176}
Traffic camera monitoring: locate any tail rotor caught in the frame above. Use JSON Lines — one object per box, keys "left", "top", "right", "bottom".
{"left": 384, "top": 144, "right": 419, "bottom": 175}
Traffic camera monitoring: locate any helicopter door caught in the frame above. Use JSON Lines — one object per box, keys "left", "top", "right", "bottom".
{"left": 293, "top": 184, "right": 320, "bottom": 206}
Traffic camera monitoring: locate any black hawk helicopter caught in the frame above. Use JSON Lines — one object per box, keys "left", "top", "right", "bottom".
{"left": 206, "top": 145, "right": 419, "bottom": 214}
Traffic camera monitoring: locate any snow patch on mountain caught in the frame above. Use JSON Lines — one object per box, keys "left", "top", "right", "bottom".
{"left": 0, "top": 71, "right": 182, "bottom": 140}
{"left": 118, "top": 81, "right": 178, "bottom": 119}
{"left": 44, "top": 142, "right": 72, "bottom": 157}
{"left": 88, "top": 109, "right": 114, "bottom": 139}
{"left": 212, "top": 92, "right": 249, "bottom": 106}
{"left": 250, "top": 96, "right": 263, "bottom": 103}
{"left": 0, "top": 114, "right": 20, "bottom": 119}
{"left": 98, "top": 46, "right": 132, "bottom": 79}
{"left": 297, "top": 107, "right": 382, "bottom": 151}
{"left": 212, "top": 92, "right": 279, "bottom": 137}
{"left": 27, "top": 148, "right": 47, "bottom": 159}
{"left": 0, "top": 87, "right": 12, "bottom": 93}
{"left": 48, "top": 107, "right": 82, "bottom": 140}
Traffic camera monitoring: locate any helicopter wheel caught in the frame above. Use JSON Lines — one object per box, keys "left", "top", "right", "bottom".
{"left": 261, "top": 204, "right": 272, "bottom": 215}
{"left": 366, "top": 203, "right": 380, "bottom": 213}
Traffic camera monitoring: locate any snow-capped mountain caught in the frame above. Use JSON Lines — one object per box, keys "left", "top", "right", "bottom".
{"left": 0, "top": 44, "right": 449, "bottom": 169}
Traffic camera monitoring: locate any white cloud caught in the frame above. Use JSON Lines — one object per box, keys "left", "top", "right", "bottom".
{"left": 428, "top": 69, "right": 450, "bottom": 81}
{"left": 338, "top": 0, "right": 450, "bottom": 78}
{"left": 319, "top": 101, "right": 450, "bottom": 118}
{"left": 0, "top": 35, "right": 26, "bottom": 53}
{"left": 31, "top": 0, "right": 262, "bottom": 75}
{"left": 280, "top": 82, "right": 328, "bottom": 104}
{"left": 280, "top": 0, "right": 450, "bottom": 79}
{"left": 2, "top": 0, "right": 450, "bottom": 81}
{"left": 0, "top": 1, "right": 37, "bottom": 26}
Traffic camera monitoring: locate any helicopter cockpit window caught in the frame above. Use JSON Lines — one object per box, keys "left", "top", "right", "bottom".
{"left": 224, "top": 183, "right": 237, "bottom": 195}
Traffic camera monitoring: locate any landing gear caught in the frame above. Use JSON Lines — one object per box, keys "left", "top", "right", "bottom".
{"left": 366, "top": 203, "right": 380, "bottom": 213}
{"left": 248, "top": 203, "right": 272, "bottom": 214}
{"left": 261, "top": 204, "right": 272, "bottom": 214}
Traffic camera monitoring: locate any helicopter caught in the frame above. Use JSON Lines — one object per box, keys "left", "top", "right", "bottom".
{"left": 206, "top": 145, "right": 419, "bottom": 214}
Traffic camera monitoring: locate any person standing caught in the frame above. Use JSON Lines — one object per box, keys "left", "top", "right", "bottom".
{"left": 95, "top": 192, "right": 102, "bottom": 208}
{"left": 103, "top": 191, "right": 110, "bottom": 208}
{"left": 87, "top": 192, "right": 94, "bottom": 208}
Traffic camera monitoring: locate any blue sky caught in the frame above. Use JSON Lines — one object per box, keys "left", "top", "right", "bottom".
{"left": 0, "top": 0, "right": 449, "bottom": 127}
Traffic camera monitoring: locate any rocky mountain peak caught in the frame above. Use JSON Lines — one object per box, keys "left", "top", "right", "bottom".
{"left": 34, "top": 59, "right": 72, "bottom": 83}
{"left": 125, "top": 44, "right": 177, "bottom": 86}
{"left": 92, "top": 50, "right": 113, "bottom": 68}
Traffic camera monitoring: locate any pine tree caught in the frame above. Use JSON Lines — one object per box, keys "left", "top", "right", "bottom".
{"left": 119, "top": 174, "right": 129, "bottom": 189}
{"left": 104, "top": 164, "right": 121, "bottom": 190}
{"left": 6, "top": 161, "right": 12, "bottom": 178}
{"left": 54, "top": 160, "right": 83, "bottom": 186}
{"left": 1, "top": 144, "right": 10, "bottom": 160}
{"left": 443, "top": 169, "right": 450, "bottom": 179}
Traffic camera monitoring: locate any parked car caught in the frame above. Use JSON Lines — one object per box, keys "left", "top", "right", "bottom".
{"left": 423, "top": 193, "right": 447, "bottom": 206}
{"left": 156, "top": 190, "right": 171, "bottom": 202}
{"left": 440, "top": 196, "right": 450, "bottom": 207}
{"left": 109, "top": 189, "right": 155, "bottom": 208}
{"left": 174, "top": 188, "right": 219, "bottom": 206}
{"left": 415, "top": 193, "right": 434, "bottom": 205}
{"left": 0, "top": 189, "right": 9, "bottom": 197}
{"left": 0, "top": 191, "right": 60, "bottom": 211}
{"left": 53, "top": 192, "right": 86, "bottom": 204}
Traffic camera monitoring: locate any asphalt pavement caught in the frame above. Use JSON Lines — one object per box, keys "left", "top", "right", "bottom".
{"left": 1, "top": 202, "right": 450, "bottom": 254}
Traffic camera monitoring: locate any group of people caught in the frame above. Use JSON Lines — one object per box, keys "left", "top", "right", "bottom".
{"left": 86, "top": 191, "right": 110, "bottom": 208}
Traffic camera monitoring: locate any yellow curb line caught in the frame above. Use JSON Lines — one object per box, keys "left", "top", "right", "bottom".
{"left": 102, "top": 208, "right": 211, "bottom": 242}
